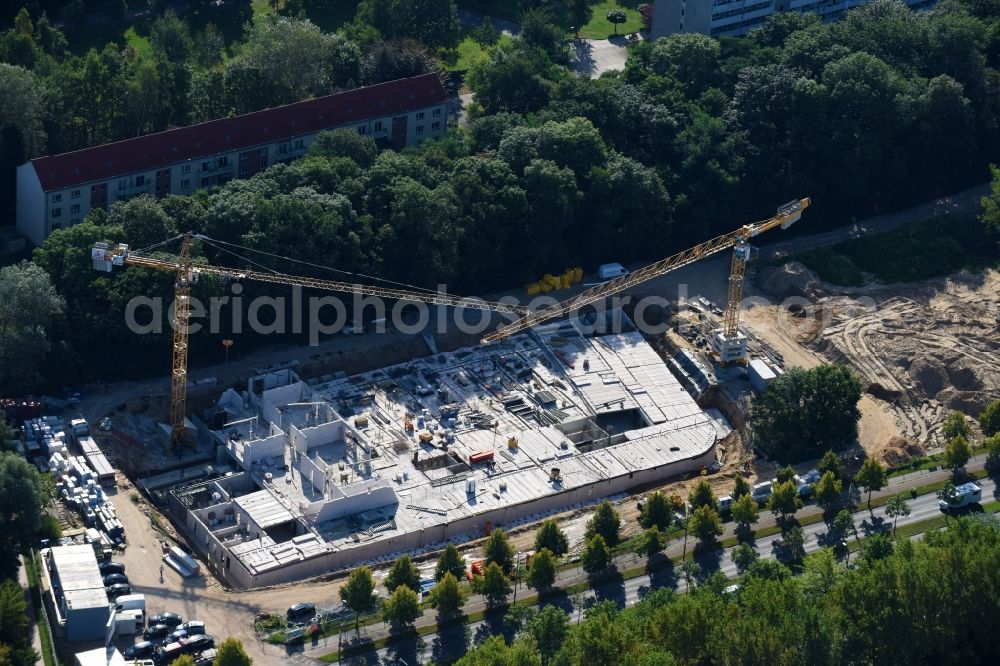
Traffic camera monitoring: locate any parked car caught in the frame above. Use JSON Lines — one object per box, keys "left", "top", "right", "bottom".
{"left": 179, "top": 621, "right": 206, "bottom": 635}
{"left": 194, "top": 648, "right": 217, "bottom": 666}
{"left": 149, "top": 612, "right": 183, "bottom": 628}
{"left": 168, "top": 629, "right": 188, "bottom": 643}
{"left": 286, "top": 602, "right": 316, "bottom": 622}
{"left": 106, "top": 583, "right": 131, "bottom": 599}
{"left": 182, "top": 635, "right": 215, "bottom": 653}
{"left": 99, "top": 561, "right": 126, "bottom": 576}
{"left": 103, "top": 573, "right": 129, "bottom": 586}
{"left": 124, "top": 641, "right": 155, "bottom": 660}
{"left": 143, "top": 624, "right": 171, "bottom": 641}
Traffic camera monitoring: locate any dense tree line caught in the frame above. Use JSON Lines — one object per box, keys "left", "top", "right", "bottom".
{"left": 456, "top": 517, "right": 1000, "bottom": 665}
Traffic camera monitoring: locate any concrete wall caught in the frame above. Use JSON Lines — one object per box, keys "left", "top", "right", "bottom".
{"left": 241, "top": 432, "right": 284, "bottom": 467}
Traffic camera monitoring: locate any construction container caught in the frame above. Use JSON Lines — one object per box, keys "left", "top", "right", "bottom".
{"left": 468, "top": 450, "right": 494, "bottom": 465}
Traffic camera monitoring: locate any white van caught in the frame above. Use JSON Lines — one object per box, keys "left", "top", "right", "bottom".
{"left": 597, "top": 263, "right": 629, "bottom": 280}
{"left": 114, "top": 593, "right": 145, "bottom": 620}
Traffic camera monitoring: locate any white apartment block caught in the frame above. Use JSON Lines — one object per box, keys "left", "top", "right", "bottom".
{"left": 16, "top": 74, "right": 448, "bottom": 246}
{"left": 652, "top": 0, "right": 937, "bottom": 38}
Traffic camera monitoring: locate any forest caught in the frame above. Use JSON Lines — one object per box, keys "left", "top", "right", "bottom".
{"left": 1, "top": 0, "right": 1000, "bottom": 392}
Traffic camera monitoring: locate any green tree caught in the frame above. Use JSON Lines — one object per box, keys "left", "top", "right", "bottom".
{"left": 854, "top": 457, "right": 887, "bottom": 510}
{"left": 0, "top": 578, "right": 36, "bottom": 666}
{"left": 533, "top": 520, "right": 568, "bottom": 557}
{"left": 484, "top": 527, "right": 515, "bottom": 573}
{"left": 687, "top": 479, "right": 718, "bottom": 512}
{"left": 780, "top": 525, "right": 806, "bottom": 562}
{"left": 648, "top": 33, "right": 721, "bottom": 93}
{"left": 731, "top": 542, "right": 759, "bottom": 574}
{"left": 751, "top": 365, "right": 862, "bottom": 461}
{"left": 339, "top": 566, "right": 375, "bottom": 630}
{"left": 775, "top": 465, "right": 796, "bottom": 484}
{"left": 472, "top": 16, "right": 500, "bottom": 47}
{"left": 581, "top": 534, "right": 611, "bottom": 575}
{"left": 356, "top": 0, "right": 461, "bottom": 50}
{"left": 941, "top": 410, "right": 972, "bottom": 442}
{"left": 640, "top": 491, "right": 672, "bottom": 529}
{"left": 982, "top": 164, "right": 1000, "bottom": 236}
{"left": 455, "top": 634, "right": 541, "bottom": 666}
{"left": 818, "top": 450, "right": 843, "bottom": 481}
{"left": 569, "top": 0, "right": 591, "bottom": 37}
{"left": 527, "top": 548, "right": 557, "bottom": 591}
{"left": 526, "top": 604, "right": 568, "bottom": 665}
{"left": 212, "top": 637, "right": 253, "bottom": 666}
{"left": 732, "top": 475, "right": 753, "bottom": 499}
{"left": 474, "top": 561, "right": 511, "bottom": 608}
{"left": 385, "top": 554, "right": 420, "bottom": 593}
{"left": 171, "top": 656, "right": 196, "bottom": 666}
{"left": 0, "top": 412, "right": 15, "bottom": 452}
{"left": 467, "top": 38, "right": 558, "bottom": 114}
{"left": 435, "top": 543, "right": 466, "bottom": 581}
{"left": 813, "top": 471, "right": 843, "bottom": 512}
{"left": 107, "top": 195, "right": 174, "bottom": 250}
{"left": 943, "top": 434, "right": 972, "bottom": 473}
{"left": 730, "top": 493, "right": 759, "bottom": 540}
{"left": 308, "top": 128, "right": 378, "bottom": 167}
{"left": 985, "top": 433, "right": 1000, "bottom": 476}
{"left": 981, "top": 398, "right": 1000, "bottom": 437}
{"left": 606, "top": 8, "right": 627, "bottom": 34}
{"left": 688, "top": 505, "right": 723, "bottom": 547}
{"left": 767, "top": 480, "right": 802, "bottom": 523}
{"left": 0, "top": 452, "right": 47, "bottom": 578}
{"left": 428, "top": 571, "right": 466, "bottom": 618}
{"left": 585, "top": 500, "right": 621, "bottom": 546}
{"left": 832, "top": 509, "right": 855, "bottom": 542}
{"left": 859, "top": 533, "right": 894, "bottom": 563}
{"left": 382, "top": 584, "right": 420, "bottom": 629}
{"left": 634, "top": 525, "right": 665, "bottom": 560}
{"left": 0, "top": 262, "right": 65, "bottom": 394}
{"left": 885, "top": 494, "right": 911, "bottom": 536}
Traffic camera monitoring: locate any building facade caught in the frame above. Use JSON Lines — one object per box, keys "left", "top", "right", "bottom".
{"left": 652, "top": 0, "right": 936, "bottom": 38}
{"left": 17, "top": 74, "right": 448, "bottom": 246}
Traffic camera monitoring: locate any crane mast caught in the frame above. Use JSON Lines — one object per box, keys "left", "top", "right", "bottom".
{"left": 481, "top": 198, "right": 810, "bottom": 347}
{"left": 93, "top": 234, "right": 528, "bottom": 450}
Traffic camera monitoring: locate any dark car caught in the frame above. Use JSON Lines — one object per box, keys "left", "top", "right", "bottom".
{"left": 99, "top": 561, "right": 126, "bottom": 576}
{"left": 124, "top": 641, "right": 155, "bottom": 660}
{"left": 103, "top": 573, "right": 129, "bottom": 586}
{"left": 182, "top": 634, "right": 214, "bottom": 653}
{"left": 106, "top": 583, "right": 131, "bottom": 599}
{"left": 143, "top": 624, "right": 171, "bottom": 641}
{"left": 149, "top": 611, "right": 183, "bottom": 628}
{"left": 286, "top": 603, "right": 316, "bottom": 622}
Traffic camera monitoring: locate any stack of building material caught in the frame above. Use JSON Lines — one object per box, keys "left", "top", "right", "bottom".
{"left": 53, "top": 453, "right": 126, "bottom": 546}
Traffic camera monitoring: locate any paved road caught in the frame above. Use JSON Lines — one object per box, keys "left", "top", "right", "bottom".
{"left": 570, "top": 36, "right": 632, "bottom": 78}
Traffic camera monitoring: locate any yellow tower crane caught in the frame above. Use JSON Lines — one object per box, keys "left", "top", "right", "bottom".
{"left": 92, "top": 233, "right": 529, "bottom": 451}
{"left": 481, "top": 198, "right": 811, "bottom": 357}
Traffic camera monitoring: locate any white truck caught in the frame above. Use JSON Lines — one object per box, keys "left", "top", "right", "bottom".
{"left": 597, "top": 263, "right": 629, "bottom": 281}
{"left": 939, "top": 482, "right": 981, "bottom": 512}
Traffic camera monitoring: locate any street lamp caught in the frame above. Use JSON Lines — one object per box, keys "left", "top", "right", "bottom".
{"left": 681, "top": 500, "right": 689, "bottom": 562}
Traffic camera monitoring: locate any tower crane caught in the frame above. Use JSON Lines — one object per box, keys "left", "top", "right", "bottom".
{"left": 481, "top": 198, "right": 811, "bottom": 362}
{"left": 92, "top": 233, "right": 529, "bottom": 451}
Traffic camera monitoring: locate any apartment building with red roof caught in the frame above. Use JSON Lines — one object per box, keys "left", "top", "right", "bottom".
{"left": 16, "top": 74, "right": 448, "bottom": 246}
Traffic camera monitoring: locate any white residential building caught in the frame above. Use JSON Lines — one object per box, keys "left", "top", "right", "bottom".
{"left": 652, "top": 0, "right": 937, "bottom": 39}
{"left": 16, "top": 74, "right": 448, "bottom": 246}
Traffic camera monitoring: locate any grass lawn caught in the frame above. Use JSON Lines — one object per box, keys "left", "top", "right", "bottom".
{"left": 253, "top": 0, "right": 360, "bottom": 31}
{"left": 790, "top": 215, "right": 997, "bottom": 286}
{"left": 578, "top": 1, "right": 644, "bottom": 39}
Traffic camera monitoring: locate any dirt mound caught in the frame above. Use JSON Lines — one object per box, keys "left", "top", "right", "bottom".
{"left": 758, "top": 261, "right": 819, "bottom": 298}
{"left": 877, "top": 435, "right": 924, "bottom": 467}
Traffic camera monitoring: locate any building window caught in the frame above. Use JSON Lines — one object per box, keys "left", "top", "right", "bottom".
{"left": 240, "top": 151, "right": 250, "bottom": 160}
{"left": 181, "top": 179, "right": 190, "bottom": 189}
{"left": 134, "top": 175, "right": 145, "bottom": 186}
{"left": 239, "top": 166, "right": 248, "bottom": 176}
{"left": 51, "top": 207, "right": 62, "bottom": 218}
{"left": 374, "top": 120, "right": 383, "bottom": 132}
{"left": 50, "top": 223, "right": 61, "bottom": 232}
{"left": 277, "top": 143, "right": 288, "bottom": 155}
{"left": 432, "top": 121, "right": 441, "bottom": 131}
{"left": 71, "top": 218, "right": 80, "bottom": 225}
{"left": 218, "top": 155, "right": 229, "bottom": 167}
{"left": 201, "top": 161, "right": 211, "bottom": 172}
{"left": 258, "top": 147, "right": 268, "bottom": 156}
{"left": 416, "top": 111, "right": 425, "bottom": 120}
{"left": 357, "top": 125, "right": 367, "bottom": 135}
{"left": 182, "top": 164, "right": 191, "bottom": 174}
{"left": 118, "top": 180, "right": 127, "bottom": 191}
{"left": 71, "top": 204, "right": 80, "bottom": 214}
{"left": 433, "top": 108, "right": 442, "bottom": 117}
{"left": 71, "top": 189, "right": 80, "bottom": 199}
{"left": 201, "top": 177, "right": 211, "bottom": 187}
{"left": 416, "top": 125, "right": 424, "bottom": 134}
{"left": 294, "top": 139, "right": 304, "bottom": 150}
{"left": 51, "top": 193, "right": 62, "bottom": 203}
